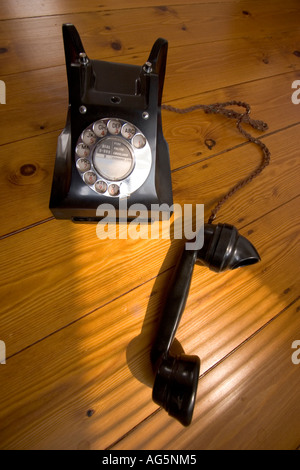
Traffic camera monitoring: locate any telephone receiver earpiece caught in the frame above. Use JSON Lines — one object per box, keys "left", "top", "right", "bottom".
{"left": 150, "top": 223, "right": 260, "bottom": 426}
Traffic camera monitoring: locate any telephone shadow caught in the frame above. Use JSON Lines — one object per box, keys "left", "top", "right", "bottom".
{"left": 126, "top": 219, "right": 187, "bottom": 389}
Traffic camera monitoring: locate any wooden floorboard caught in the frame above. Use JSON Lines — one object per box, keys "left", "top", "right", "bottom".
{"left": 1, "top": 124, "right": 299, "bottom": 356}
{"left": 0, "top": 198, "right": 299, "bottom": 449}
{"left": 1, "top": 71, "right": 300, "bottom": 234}
{"left": 0, "top": 0, "right": 240, "bottom": 21}
{"left": 0, "top": 0, "right": 299, "bottom": 451}
{"left": 112, "top": 296, "right": 300, "bottom": 450}
{"left": 1, "top": 4, "right": 300, "bottom": 75}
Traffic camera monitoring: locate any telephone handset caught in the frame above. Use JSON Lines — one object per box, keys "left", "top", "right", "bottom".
{"left": 49, "top": 24, "right": 173, "bottom": 221}
{"left": 150, "top": 223, "right": 260, "bottom": 426}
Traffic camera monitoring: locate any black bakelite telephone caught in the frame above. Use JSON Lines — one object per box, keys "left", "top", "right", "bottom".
{"left": 49, "top": 24, "right": 173, "bottom": 222}
{"left": 50, "top": 25, "right": 270, "bottom": 426}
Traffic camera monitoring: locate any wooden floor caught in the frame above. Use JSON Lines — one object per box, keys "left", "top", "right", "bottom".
{"left": 0, "top": 0, "right": 299, "bottom": 450}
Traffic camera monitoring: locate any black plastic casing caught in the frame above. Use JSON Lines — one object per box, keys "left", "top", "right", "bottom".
{"left": 150, "top": 223, "right": 260, "bottom": 426}
{"left": 49, "top": 24, "right": 173, "bottom": 222}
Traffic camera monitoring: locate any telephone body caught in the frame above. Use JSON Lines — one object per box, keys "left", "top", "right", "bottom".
{"left": 49, "top": 24, "right": 173, "bottom": 222}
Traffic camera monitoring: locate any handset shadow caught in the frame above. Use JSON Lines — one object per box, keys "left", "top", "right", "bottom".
{"left": 126, "top": 219, "right": 186, "bottom": 389}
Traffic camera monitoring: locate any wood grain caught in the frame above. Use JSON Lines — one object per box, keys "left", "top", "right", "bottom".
{"left": 0, "top": 122, "right": 299, "bottom": 360}
{"left": 0, "top": 120, "right": 299, "bottom": 235}
{"left": 1, "top": 7, "right": 300, "bottom": 75}
{"left": 0, "top": 0, "right": 299, "bottom": 451}
{"left": 0, "top": 121, "right": 299, "bottom": 350}
{"left": 0, "top": 199, "right": 299, "bottom": 450}
{"left": 0, "top": 0, "right": 241, "bottom": 21}
{"left": 112, "top": 297, "right": 300, "bottom": 450}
